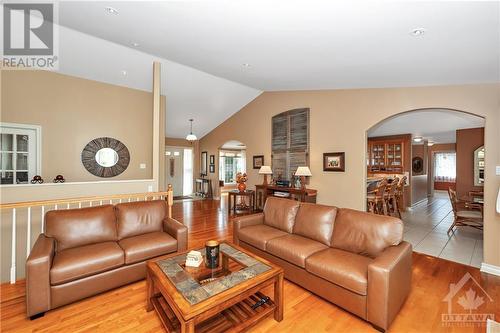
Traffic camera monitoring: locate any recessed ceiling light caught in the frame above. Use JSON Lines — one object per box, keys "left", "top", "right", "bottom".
{"left": 410, "top": 28, "right": 426, "bottom": 37}
{"left": 105, "top": 6, "right": 119, "bottom": 15}
{"left": 242, "top": 63, "right": 251, "bottom": 68}
{"left": 413, "top": 136, "right": 423, "bottom": 143}
{"left": 121, "top": 70, "right": 127, "bottom": 76}
{"left": 131, "top": 42, "right": 140, "bottom": 47}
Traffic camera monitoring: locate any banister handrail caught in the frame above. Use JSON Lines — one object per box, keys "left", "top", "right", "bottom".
{"left": 0, "top": 190, "right": 172, "bottom": 210}
{"left": 1, "top": 185, "right": 174, "bottom": 284}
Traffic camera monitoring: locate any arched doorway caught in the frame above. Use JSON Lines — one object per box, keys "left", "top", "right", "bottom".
{"left": 219, "top": 140, "right": 247, "bottom": 191}
{"left": 365, "top": 108, "right": 485, "bottom": 267}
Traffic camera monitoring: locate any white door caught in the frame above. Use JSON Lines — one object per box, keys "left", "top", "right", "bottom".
{"left": 165, "top": 147, "right": 184, "bottom": 197}
{"left": 0, "top": 124, "right": 40, "bottom": 184}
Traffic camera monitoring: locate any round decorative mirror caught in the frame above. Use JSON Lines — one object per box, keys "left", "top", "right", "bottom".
{"left": 82, "top": 137, "right": 130, "bottom": 177}
{"left": 412, "top": 157, "right": 423, "bottom": 174}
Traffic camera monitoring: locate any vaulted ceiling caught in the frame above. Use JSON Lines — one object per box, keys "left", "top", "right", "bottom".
{"left": 52, "top": 1, "right": 499, "bottom": 138}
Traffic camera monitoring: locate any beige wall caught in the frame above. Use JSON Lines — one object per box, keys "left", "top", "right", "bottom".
{"left": 200, "top": 84, "right": 500, "bottom": 267}
{"left": 1, "top": 70, "right": 154, "bottom": 182}
{"left": 0, "top": 69, "right": 167, "bottom": 282}
{"left": 165, "top": 137, "right": 195, "bottom": 147}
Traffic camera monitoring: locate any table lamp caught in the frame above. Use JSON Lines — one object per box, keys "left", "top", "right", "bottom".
{"left": 259, "top": 166, "right": 273, "bottom": 185}
{"left": 295, "top": 166, "right": 312, "bottom": 190}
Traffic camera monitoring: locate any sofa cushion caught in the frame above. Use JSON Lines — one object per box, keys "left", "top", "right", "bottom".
{"left": 266, "top": 234, "right": 328, "bottom": 268}
{"left": 305, "top": 248, "right": 373, "bottom": 295}
{"left": 332, "top": 208, "right": 403, "bottom": 258}
{"left": 50, "top": 242, "right": 124, "bottom": 285}
{"left": 115, "top": 200, "right": 167, "bottom": 239}
{"left": 118, "top": 231, "right": 177, "bottom": 264}
{"left": 263, "top": 197, "right": 300, "bottom": 233}
{"left": 238, "top": 224, "right": 289, "bottom": 251}
{"left": 293, "top": 202, "right": 337, "bottom": 246}
{"left": 45, "top": 205, "right": 117, "bottom": 252}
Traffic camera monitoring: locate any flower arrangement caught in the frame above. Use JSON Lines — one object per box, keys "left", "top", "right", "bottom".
{"left": 236, "top": 172, "right": 248, "bottom": 192}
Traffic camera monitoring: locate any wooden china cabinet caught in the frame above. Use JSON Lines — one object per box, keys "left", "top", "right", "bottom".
{"left": 367, "top": 138, "right": 405, "bottom": 173}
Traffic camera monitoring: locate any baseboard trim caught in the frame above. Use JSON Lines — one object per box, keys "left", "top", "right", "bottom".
{"left": 480, "top": 263, "right": 500, "bottom": 276}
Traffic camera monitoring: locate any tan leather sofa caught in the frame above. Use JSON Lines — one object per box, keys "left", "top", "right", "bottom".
{"left": 233, "top": 197, "right": 411, "bottom": 331}
{"left": 26, "top": 200, "right": 187, "bottom": 319}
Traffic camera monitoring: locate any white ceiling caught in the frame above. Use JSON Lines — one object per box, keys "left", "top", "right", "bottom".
{"left": 367, "top": 109, "right": 485, "bottom": 143}
{"left": 221, "top": 140, "right": 247, "bottom": 150}
{"left": 58, "top": 1, "right": 500, "bottom": 91}
{"left": 26, "top": 13, "right": 261, "bottom": 139}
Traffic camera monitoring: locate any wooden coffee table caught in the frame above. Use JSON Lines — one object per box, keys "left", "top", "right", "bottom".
{"left": 146, "top": 242, "right": 284, "bottom": 333}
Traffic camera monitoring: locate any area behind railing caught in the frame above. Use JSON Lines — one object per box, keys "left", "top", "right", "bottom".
{"left": 0, "top": 186, "right": 174, "bottom": 284}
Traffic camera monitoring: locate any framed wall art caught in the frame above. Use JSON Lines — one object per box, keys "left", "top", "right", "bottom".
{"left": 323, "top": 152, "right": 345, "bottom": 172}
{"left": 253, "top": 155, "right": 264, "bottom": 169}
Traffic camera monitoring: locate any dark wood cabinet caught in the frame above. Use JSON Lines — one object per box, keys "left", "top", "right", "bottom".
{"left": 255, "top": 184, "right": 317, "bottom": 210}
{"left": 367, "top": 139, "right": 405, "bottom": 173}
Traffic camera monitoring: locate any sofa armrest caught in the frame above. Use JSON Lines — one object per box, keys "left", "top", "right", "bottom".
{"left": 233, "top": 213, "right": 264, "bottom": 245}
{"left": 163, "top": 217, "right": 188, "bottom": 252}
{"left": 26, "top": 234, "right": 55, "bottom": 317}
{"left": 367, "top": 241, "right": 412, "bottom": 331}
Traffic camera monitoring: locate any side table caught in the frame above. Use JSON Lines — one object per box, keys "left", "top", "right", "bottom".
{"left": 228, "top": 190, "right": 255, "bottom": 215}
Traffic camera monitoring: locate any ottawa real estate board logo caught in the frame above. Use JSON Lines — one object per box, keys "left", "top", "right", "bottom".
{"left": 2, "top": 2, "right": 59, "bottom": 69}
{"left": 442, "top": 272, "right": 495, "bottom": 327}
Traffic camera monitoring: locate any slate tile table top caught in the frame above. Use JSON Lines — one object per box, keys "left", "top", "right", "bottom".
{"left": 146, "top": 241, "right": 284, "bottom": 333}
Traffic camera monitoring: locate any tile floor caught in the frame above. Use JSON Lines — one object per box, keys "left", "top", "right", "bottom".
{"left": 402, "top": 191, "right": 483, "bottom": 268}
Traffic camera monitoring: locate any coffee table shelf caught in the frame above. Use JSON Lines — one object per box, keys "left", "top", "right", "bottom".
{"left": 146, "top": 242, "right": 283, "bottom": 333}
{"left": 151, "top": 291, "right": 276, "bottom": 333}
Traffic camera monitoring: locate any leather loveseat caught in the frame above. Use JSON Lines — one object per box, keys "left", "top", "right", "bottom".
{"left": 26, "top": 200, "right": 187, "bottom": 319}
{"left": 233, "top": 197, "right": 411, "bottom": 331}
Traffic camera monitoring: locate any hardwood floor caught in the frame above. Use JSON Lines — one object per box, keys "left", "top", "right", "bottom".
{"left": 1, "top": 198, "right": 499, "bottom": 333}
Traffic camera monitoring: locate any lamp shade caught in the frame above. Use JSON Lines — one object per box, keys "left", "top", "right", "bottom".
{"left": 259, "top": 166, "right": 273, "bottom": 175}
{"left": 186, "top": 133, "right": 197, "bottom": 141}
{"left": 295, "top": 166, "right": 312, "bottom": 176}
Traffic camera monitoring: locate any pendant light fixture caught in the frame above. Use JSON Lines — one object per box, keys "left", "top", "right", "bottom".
{"left": 186, "top": 119, "right": 197, "bottom": 142}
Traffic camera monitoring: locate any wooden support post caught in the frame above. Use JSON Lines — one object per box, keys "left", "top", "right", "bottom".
{"left": 167, "top": 184, "right": 174, "bottom": 218}
{"left": 152, "top": 61, "right": 161, "bottom": 192}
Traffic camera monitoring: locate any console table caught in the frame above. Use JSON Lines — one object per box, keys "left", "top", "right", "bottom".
{"left": 255, "top": 185, "right": 317, "bottom": 210}
{"left": 195, "top": 178, "right": 213, "bottom": 199}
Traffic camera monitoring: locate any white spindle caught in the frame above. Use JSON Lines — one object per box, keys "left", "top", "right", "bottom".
{"left": 128, "top": 198, "right": 131, "bottom": 202}
{"left": 54, "top": 204, "right": 58, "bottom": 210}
{"left": 144, "top": 196, "right": 147, "bottom": 201}
{"left": 109, "top": 199, "right": 112, "bottom": 204}
{"left": 119, "top": 199, "right": 122, "bottom": 203}
{"left": 89, "top": 201, "right": 93, "bottom": 207}
{"left": 10, "top": 208, "right": 17, "bottom": 284}
{"left": 41, "top": 206, "right": 45, "bottom": 232}
{"left": 67, "top": 203, "right": 70, "bottom": 209}
{"left": 100, "top": 200, "right": 103, "bottom": 206}
{"left": 26, "top": 207, "right": 31, "bottom": 258}
{"left": 78, "top": 202, "right": 82, "bottom": 208}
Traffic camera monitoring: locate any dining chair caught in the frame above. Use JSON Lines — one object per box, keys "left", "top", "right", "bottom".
{"left": 367, "top": 178, "right": 388, "bottom": 215}
{"left": 447, "top": 188, "right": 483, "bottom": 235}
{"left": 385, "top": 177, "right": 400, "bottom": 218}
{"left": 394, "top": 176, "right": 407, "bottom": 216}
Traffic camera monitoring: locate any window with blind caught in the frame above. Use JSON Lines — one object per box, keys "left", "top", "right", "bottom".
{"left": 271, "top": 108, "right": 309, "bottom": 181}
{"left": 434, "top": 152, "right": 456, "bottom": 182}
